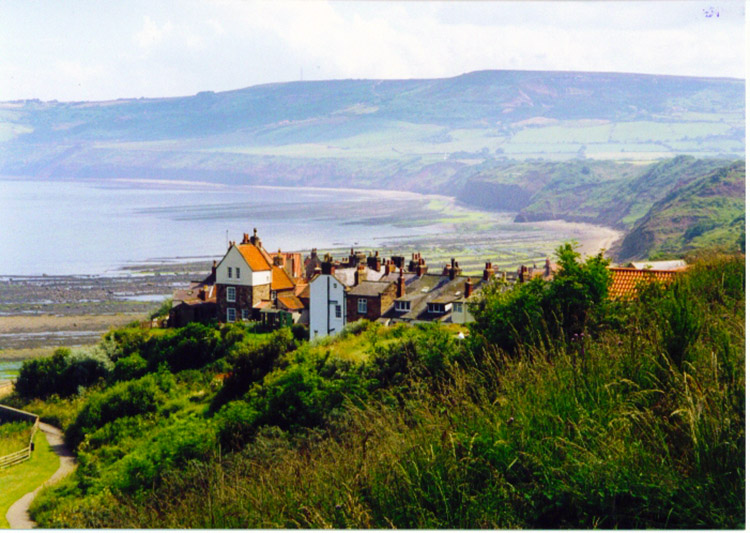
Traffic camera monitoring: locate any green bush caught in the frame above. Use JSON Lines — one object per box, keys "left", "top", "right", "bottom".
{"left": 112, "top": 354, "right": 148, "bottom": 383}
{"left": 115, "top": 416, "right": 216, "bottom": 494}
{"left": 66, "top": 372, "right": 175, "bottom": 449}
{"left": 210, "top": 327, "right": 298, "bottom": 412}
{"left": 469, "top": 243, "right": 611, "bottom": 356}
{"left": 15, "top": 347, "right": 112, "bottom": 399}
{"left": 144, "top": 322, "right": 221, "bottom": 372}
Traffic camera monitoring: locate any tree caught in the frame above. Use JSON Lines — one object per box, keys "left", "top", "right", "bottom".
{"left": 469, "top": 243, "right": 612, "bottom": 356}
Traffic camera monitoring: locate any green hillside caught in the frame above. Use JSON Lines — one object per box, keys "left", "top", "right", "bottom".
{"left": 0, "top": 70, "right": 744, "bottom": 184}
{"left": 612, "top": 161, "right": 746, "bottom": 261}
{"left": 2, "top": 251, "right": 744, "bottom": 528}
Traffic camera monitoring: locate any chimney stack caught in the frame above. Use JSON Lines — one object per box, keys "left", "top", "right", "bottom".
{"left": 367, "top": 252, "right": 381, "bottom": 271}
{"left": 483, "top": 261, "right": 495, "bottom": 281}
{"left": 416, "top": 256, "right": 428, "bottom": 276}
{"left": 249, "top": 228, "right": 260, "bottom": 247}
{"left": 397, "top": 268, "right": 406, "bottom": 297}
{"left": 444, "top": 258, "right": 461, "bottom": 280}
{"left": 355, "top": 263, "right": 366, "bottom": 285}
{"left": 274, "top": 248, "right": 284, "bottom": 267}
{"left": 464, "top": 277, "right": 473, "bottom": 298}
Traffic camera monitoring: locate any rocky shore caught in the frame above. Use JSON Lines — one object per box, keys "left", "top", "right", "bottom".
{"left": 0, "top": 261, "right": 212, "bottom": 356}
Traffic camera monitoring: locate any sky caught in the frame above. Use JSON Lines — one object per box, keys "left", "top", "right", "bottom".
{"left": 0, "top": 0, "right": 746, "bottom": 102}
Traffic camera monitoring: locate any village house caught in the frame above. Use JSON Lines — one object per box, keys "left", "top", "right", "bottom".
{"left": 607, "top": 266, "right": 683, "bottom": 300}
{"left": 307, "top": 253, "right": 389, "bottom": 340}
{"left": 170, "top": 229, "right": 308, "bottom": 328}
{"left": 168, "top": 262, "right": 218, "bottom": 327}
{"left": 308, "top": 259, "right": 348, "bottom": 340}
{"left": 215, "top": 229, "right": 307, "bottom": 324}
{"left": 451, "top": 262, "right": 499, "bottom": 324}
{"left": 516, "top": 257, "right": 558, "bottom": 283}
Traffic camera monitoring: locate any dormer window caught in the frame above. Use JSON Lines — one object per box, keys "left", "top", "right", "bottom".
{"left": 395, "top": 300, "right": 411, "bottom": 312}
{"left": 428, "top": 302, "right": 451, "bottom": 314}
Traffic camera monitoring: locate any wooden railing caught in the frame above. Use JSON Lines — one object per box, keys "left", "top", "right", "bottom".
{"left": 0, "top": 405, "right": 40, "bottom": 469}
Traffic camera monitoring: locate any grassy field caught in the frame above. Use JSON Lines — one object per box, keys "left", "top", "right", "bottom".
{"left": 0, "top": 421, "right": 32, "bottom": 456}
{"left": 0, "top": 430, "right": 59, "bottom": 528}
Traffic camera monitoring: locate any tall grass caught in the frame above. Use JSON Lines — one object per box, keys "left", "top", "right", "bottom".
{"left": 28, "top": 254, "right": 745, "bottom": 529}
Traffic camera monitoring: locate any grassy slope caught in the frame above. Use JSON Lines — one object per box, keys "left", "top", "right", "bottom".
{"left": 612, "top": 160, "right": 745, "bottom": 261}
{"left": 0, "top": 430, "right": 59, "bottom": 528}
{"left": 14, "top": 253, "right": 746, "bottom": 528}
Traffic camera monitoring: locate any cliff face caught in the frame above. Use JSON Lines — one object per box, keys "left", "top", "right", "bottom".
{"left": 457, "top": 182, "right": 533, "bottom": 212}
{"left": 610, "top": 161, "right": 746, "bottom": 261}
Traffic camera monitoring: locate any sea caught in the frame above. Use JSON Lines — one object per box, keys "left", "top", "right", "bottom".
{"left": 0, "top": 177, "right": 442, "bottom": 276}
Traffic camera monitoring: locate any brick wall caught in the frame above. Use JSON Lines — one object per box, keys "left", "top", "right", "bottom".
{"left": 345, "top": 284, "right": 398, "bottom": 323}
{"left": 217, "top": 283, "right": 271, "bottom": 321}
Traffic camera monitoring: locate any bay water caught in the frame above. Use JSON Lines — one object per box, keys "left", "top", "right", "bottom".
{"left": 0, "top": 177, "right": 441, "bottom": 276}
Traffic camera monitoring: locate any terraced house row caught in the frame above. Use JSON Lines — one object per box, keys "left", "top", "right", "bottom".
{"left": 169, "top": 229, "right": 687, "bottom": 339}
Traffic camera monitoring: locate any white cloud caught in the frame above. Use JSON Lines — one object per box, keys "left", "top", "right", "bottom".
{"left": 133, "top": 16, "right": 174, "bottom": 49}
{"left": 0, "top": 0, "right": 744, "bottom": 101}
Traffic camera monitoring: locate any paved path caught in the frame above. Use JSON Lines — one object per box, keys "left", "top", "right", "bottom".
{"left": 6, "top": 423, "right": 76, "bottom": 529}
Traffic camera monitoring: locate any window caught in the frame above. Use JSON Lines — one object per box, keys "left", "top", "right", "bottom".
{"left": 358, "top": 298, "right": 367, "bottom": 314}
{"left": 428, "top": 303, "right": 444, "bottom": 314}
{"left": 454, "top": 302, "right": 463, "bottom": 313}
{"left": 227, "top": 266, "right": 232, "bottom": 278}
{"left": 227, "top": 308, "right": 236, "bottom": 322}
{"left": 226, "top": 286, "right": 236, "bottom": 302}
{"left": 395, "top": 300, "right": 410, "bottom": 312}
{"left": 335, "top": 305, "right": 342, "bottom": 318}
{"left": 236, "top": 267, "right": 240, "bottom": 278}
{"left": 241, "top": 309, "right": 249, "bottom": 320}
{"left": 271, "top": 290, "right": 277, "bottom": 301}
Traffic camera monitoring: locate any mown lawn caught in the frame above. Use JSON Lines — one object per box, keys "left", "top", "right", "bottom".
{"left": 0, "top": 430, "right": 59, "bottom": 528}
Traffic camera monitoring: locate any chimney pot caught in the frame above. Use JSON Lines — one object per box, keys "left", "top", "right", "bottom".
{"left": 465, "top": 277, "right": 473, "bottom": 298}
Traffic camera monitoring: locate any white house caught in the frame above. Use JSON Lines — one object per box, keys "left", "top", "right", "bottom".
{"left": 309, "top": 265, "right": 347, "bottom": 340}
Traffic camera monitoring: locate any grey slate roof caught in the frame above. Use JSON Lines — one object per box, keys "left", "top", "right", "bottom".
{"left": 348, "top": 280, "right": 392, "bottom": 297}
{"left": 333, "top": 266, "right": 385, "bottom": 287}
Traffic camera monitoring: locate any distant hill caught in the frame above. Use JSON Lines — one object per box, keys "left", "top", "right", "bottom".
{"left": 0, "top": 70, "right": 744, "bottom": 186}
{"left": 0, "top": 71, "right": 744, "bottom": 262}
{"left": 611, "top": 160, "right": 745, "bottom": 261}
{"left": 510, "top": 156, "right": 735, "bottom": 227}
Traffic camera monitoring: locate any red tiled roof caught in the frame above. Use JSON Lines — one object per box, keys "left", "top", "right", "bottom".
{"left": 608, "top": 267, "right": 680, "bottom": 300}
{"left": 277, "top": 293, "right": 305, "bottom": 311}
{"left": 294, "top": 280, "right": 308, "bottom": 297}
{"left": 271, "top": 265, "right": 295, "bottom": 291}
{"left": 297, "top": 283, "right": 311, "bottom": 299}
{"left": 237, "top": 243, "right": 272, "bottom": 272}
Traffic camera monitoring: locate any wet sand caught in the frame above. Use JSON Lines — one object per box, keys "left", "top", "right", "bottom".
{"left": 523, "top": 220, "right": 623, "bottom": 258}
{"left": 0, "top": 207, "right": 623, "bottom": 361}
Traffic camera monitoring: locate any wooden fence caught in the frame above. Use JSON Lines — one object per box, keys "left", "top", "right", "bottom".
{"left": 0, "top": 404, "right": 40, "bottom": 469}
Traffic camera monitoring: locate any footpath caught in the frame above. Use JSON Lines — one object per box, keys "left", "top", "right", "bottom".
{"left": 5, "top": 423, "right": 77, "bottom": 529}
